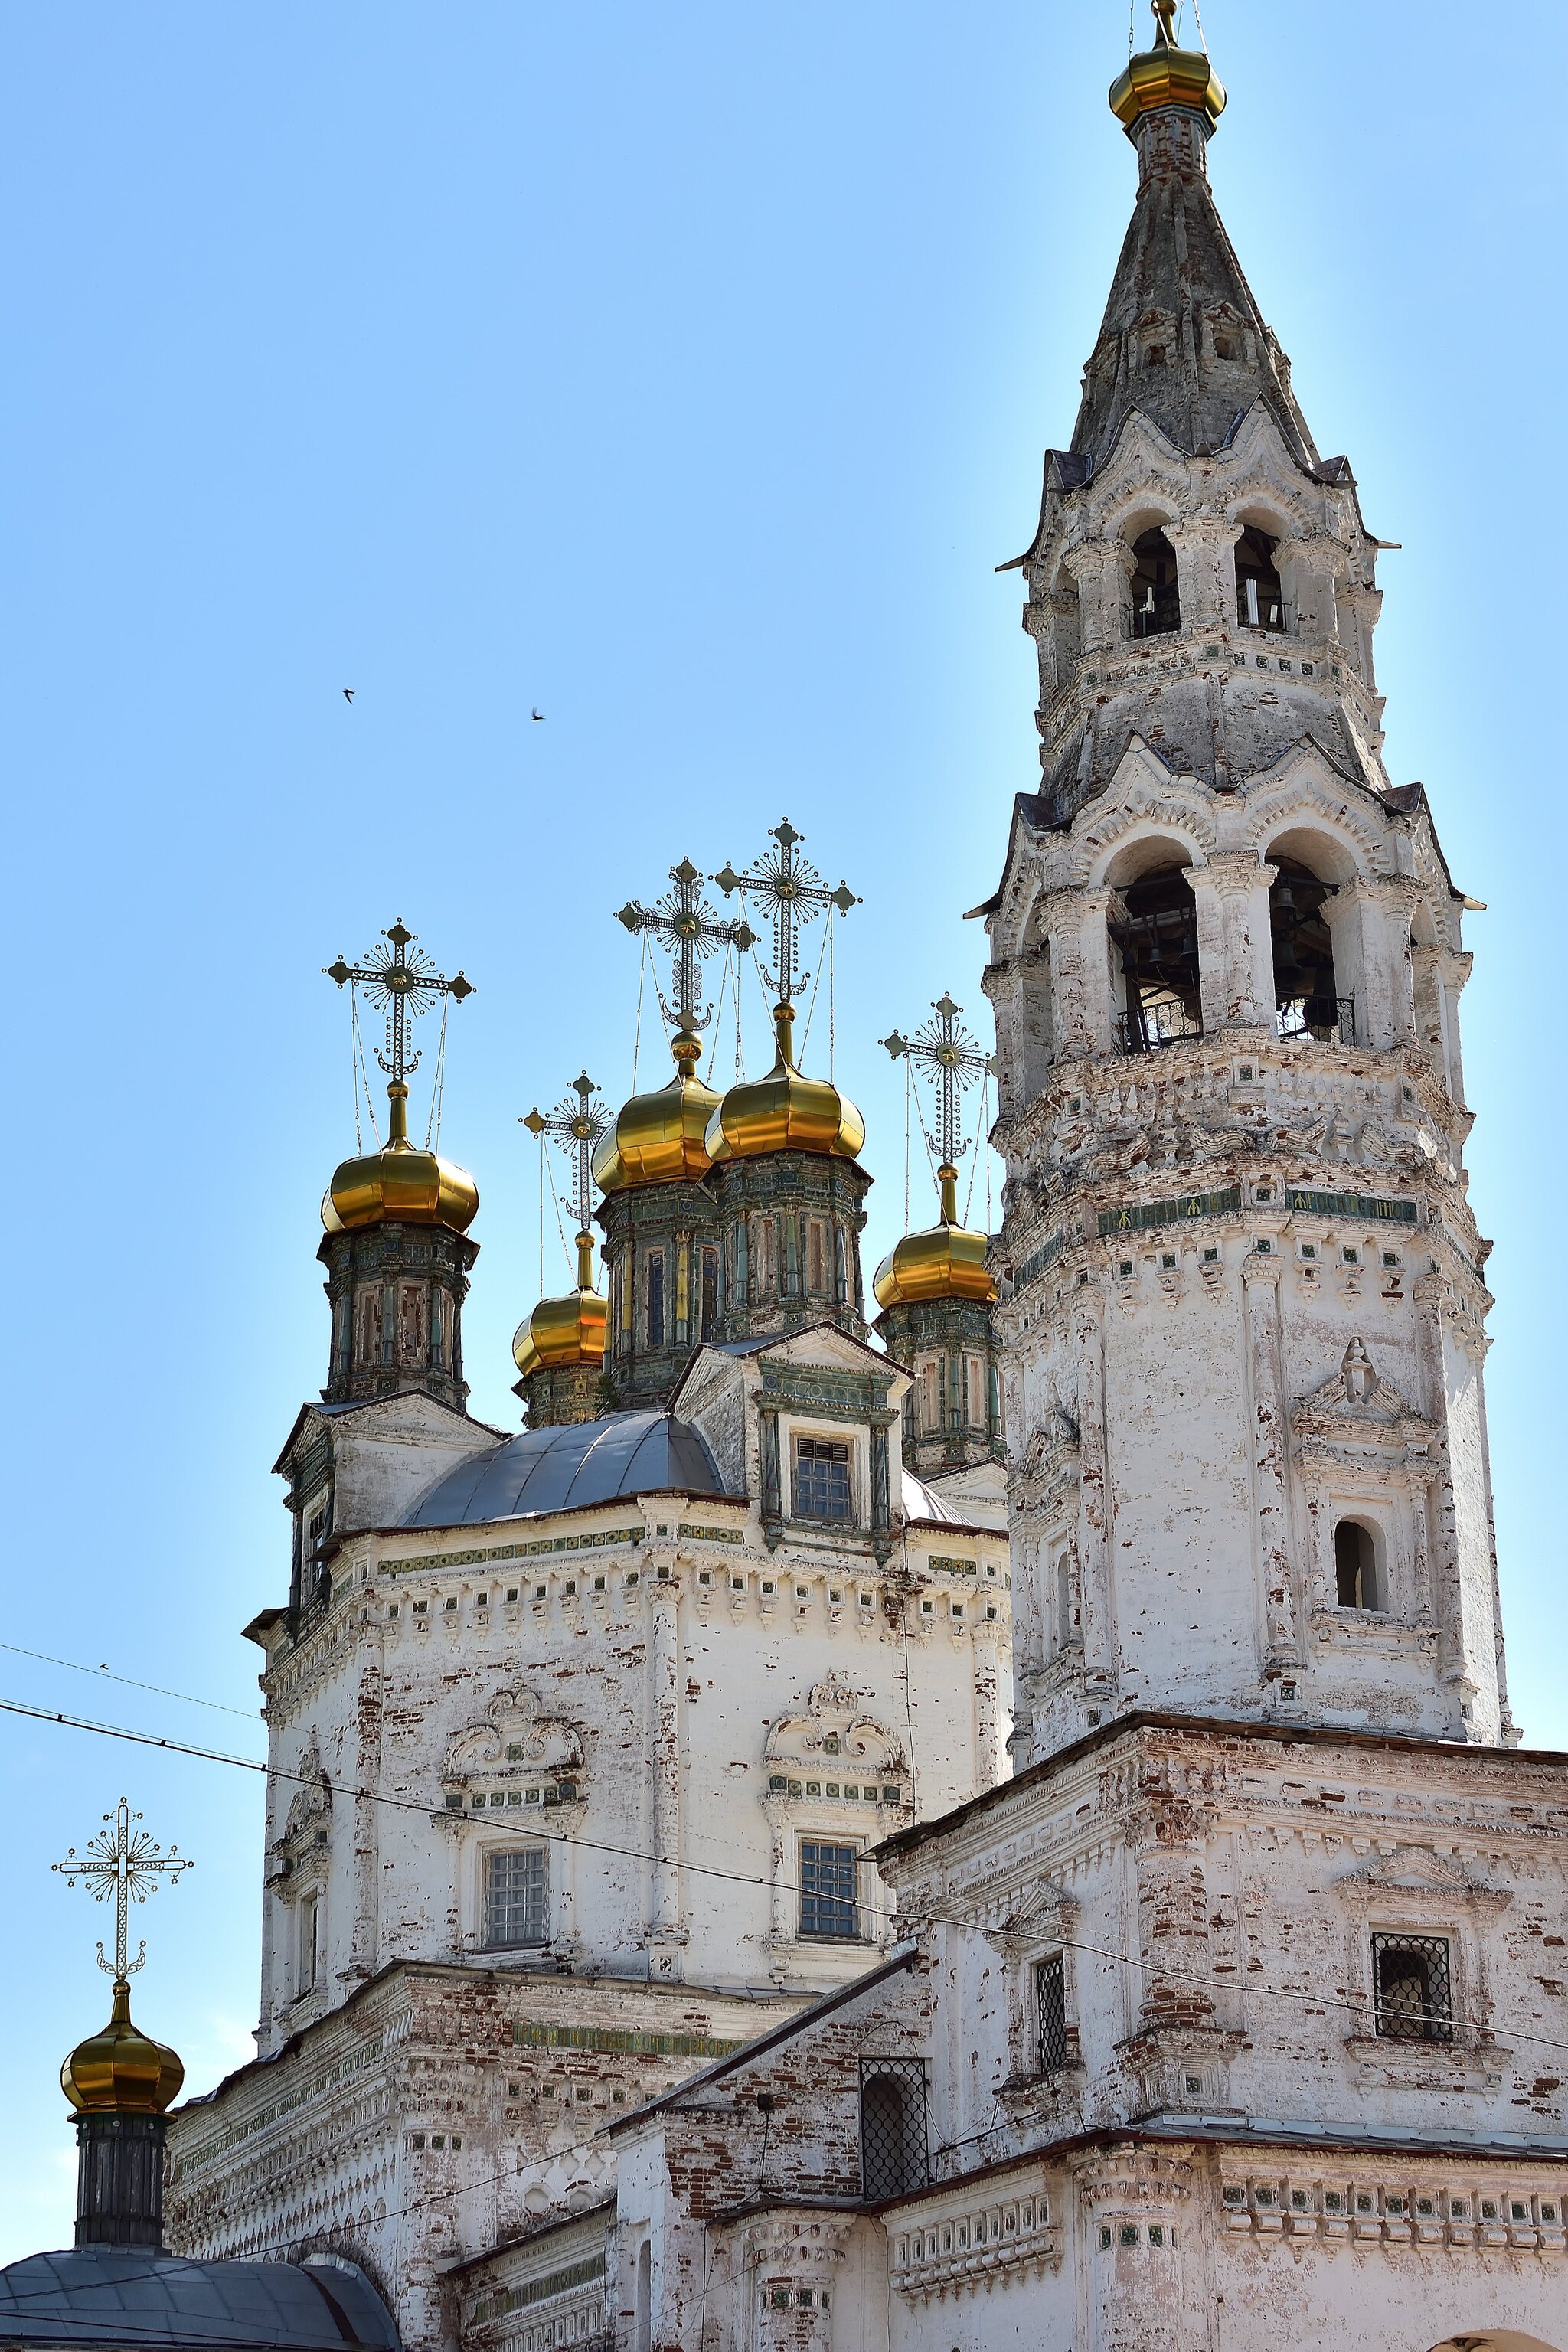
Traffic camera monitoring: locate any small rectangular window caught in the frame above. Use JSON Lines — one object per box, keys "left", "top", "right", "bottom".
{"left": 794, "top": 1436, "right": 851, "bottom": 1523}
{"left": 918, "top": 1359, "right": 939, "bottom": 1434}
{"left": 965, "top": 1354, "right": 986, "bottom": 1430}
{"left": 645, "top": 1251, "right": 665, "bottom": 1351}
{"left": 1035, "top": 1953, "right": 1067, "bottom": 2073}
{"left": 806, "top": 1220, "right": 827, "bottom": 1294}
{"left": 484, "top": 1847, "right": 549, "bottom": 1949}
{"left": 1372, "top": 1932, "right": 1452, "bottom": 2043}
{"left": 699, "top": 1246, "right": 719, "bottom": 1341}
{"left": 799, "top": 1841, "right": 859, "bottom": 1939}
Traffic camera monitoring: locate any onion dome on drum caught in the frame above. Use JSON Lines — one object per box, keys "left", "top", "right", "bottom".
{"left": 593, "top": 1031, "right": 720, "bottom": 1193}
{"left": 873, "top": 1167, "right": 997, "bottom": 1309}
{"left": 512, "top": 1231, "right": 608, "bottom": 1380}
{"left": 321, "top": 1081, "right": 479, "bottom": 1236}
{"left": 704, "top": 1004, "right": 864, "bottom": 1165}
{"left": 61, "top": 1979, "right": 184, "bottom": 2118}
{"left": 1109, "top": 0, "right": 1225, "bottom": 135}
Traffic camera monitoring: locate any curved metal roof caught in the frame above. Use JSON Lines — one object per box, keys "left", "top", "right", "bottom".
{"left": 402, "top": 1411, "right": 726, "bottom": 1529}
{"left": 0, "top": 2250, "right": 400, "bottom": 2350}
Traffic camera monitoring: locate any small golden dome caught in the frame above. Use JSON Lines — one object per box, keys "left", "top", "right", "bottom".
{"left": 61, "top": 1978, "right": 184, "bottom": 2116}
{"left": 873, "top": 1169, "right": 997, "bottom": 1310}
{"left": 704, "top": 1005, "right": 864, "bottom": 1166}
{"left": 512, "top": 1233, "right": 608, "bottom": 1377}
{"left": 594, "top": 1033, "right": 721, "bottom": 1192}
{"left": 1109, "top": 0, "right": 1225, "bottom": 134}
{"left": 323, "top": 1083, "right": 479, "bottom": 1236}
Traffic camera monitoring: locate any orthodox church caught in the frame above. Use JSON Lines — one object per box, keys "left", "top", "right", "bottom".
{"left": 13, "top": 11, "right": 1566, "bottom": 2352}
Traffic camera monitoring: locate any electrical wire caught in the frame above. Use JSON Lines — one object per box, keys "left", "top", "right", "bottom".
{"left": 0, "top": 1642, "right": 260, "bottom": 1723}
{"left": 8, "top": 1694, "right": 1568, "bottom": 2060}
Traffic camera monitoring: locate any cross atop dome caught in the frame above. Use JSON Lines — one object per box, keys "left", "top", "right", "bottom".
{"left": 883, "top": 993, "right": 994, "bottom": 1184}
{"left": 615, "top": 858, "right": 756, "bottom": 1067}
{"left": 714, "top": 820, "right": 858, "bottom": 1011}
{"left": 325, "top": 918, "right": 473, "bottom": 1089}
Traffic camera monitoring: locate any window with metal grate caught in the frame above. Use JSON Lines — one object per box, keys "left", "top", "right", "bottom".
{"left": 485, "top": 1846, "right": 548, "bottom": 1948}
{"left": 1035, "top": 1953, "right": 1068, "bottom": 2073}
{"left": 1372, "top": 1932, "right": 1452, "bottom": 2043}
{"left": 859, "top": 2059, "right": 928, "bottom": 2200}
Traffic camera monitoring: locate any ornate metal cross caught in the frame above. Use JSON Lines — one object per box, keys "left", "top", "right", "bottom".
{"left": 713, "top": 820, "right": 858, "bottom": 1007}
{"left": 881, "top": 993, "right": 995, "bottom": 1171}
{"left": 325, "top": 919, "right": 474, "bottom": 1084}
{"left": 51, "top": 1798, "right": 193, "bottom": 1981}
{"left": 614, "top": 857, "right": 756, "bottom": 1040}
{"left": 522, "top": 1072, "right": 610, "bottom": 1240}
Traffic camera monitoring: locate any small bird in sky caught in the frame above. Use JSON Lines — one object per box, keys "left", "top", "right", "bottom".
{"left": 342, "top": 688, "right": 355, "bottom": 704}
{"left": 531, "top": 707, "right": 544, "bottom": 722}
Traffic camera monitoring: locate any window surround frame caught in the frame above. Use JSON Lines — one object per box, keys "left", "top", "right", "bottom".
{"left": 1334, "top": 1850, "right": 1511, "bottom": 2073}
{"left": 782, "top": 1416, "right": 865, "bottom": 1530}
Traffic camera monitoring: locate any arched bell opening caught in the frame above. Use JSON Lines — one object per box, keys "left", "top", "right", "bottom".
{"left": 1270, "top": 858, "right": 1351, "bottom": 1042}
{"left": 1235, "top": 524, "right": 1285, "bottom": 632}
{"left": 1129, "top": 526, "right": 1181, "bottom": 638}
{"left": 1334, "top": 1517, "right": 1382, "bottom": 1612}
{"left": 1109, "top": 864, "right": 1202, "bottom": 1054}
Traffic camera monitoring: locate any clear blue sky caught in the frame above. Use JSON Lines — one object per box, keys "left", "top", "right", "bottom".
{"left": 2, "top": 0, "right": 1562, "bottom": 2262}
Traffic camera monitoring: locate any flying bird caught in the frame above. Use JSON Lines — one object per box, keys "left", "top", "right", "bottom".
{"left": 342, "top": 688, "right": 355, "bottom": 704}
{"left": 531, "top": 707, "right": 544, "bottom": 722}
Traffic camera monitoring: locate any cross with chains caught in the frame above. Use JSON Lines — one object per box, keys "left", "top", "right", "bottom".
{"left": 713, "top": 819, "right": 858, "bottom": 1008}
{"left": 522, "top": 1071, "right": 610, "bottom": 1237}
{"left": 324, "top": 919, "right": 473, "bottom": 1083}
{"left": 52, "top": 1798, "right": 193, "bottom": 1981}
{"left": 614, "top": 856, "right": 756, "bottom": 1040}
{"left": 881, "top": 993, "right": 994, "bottom": 1171}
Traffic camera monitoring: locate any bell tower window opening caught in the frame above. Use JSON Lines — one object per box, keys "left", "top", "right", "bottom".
{"left": 1129, "top": 527, "right": 1180, "bottom": 637}
{"left": 1334, "top": 1518, "right": 1382, "bottom": 1612}
{"left": 1110, "top": 865, "right": 1202, "bottom": 1052}
{"left": 1236, "top": 525, "right": 1285, "bottom": 632}
{"left": 1270, "top": 858, "right": 1351, "bottom": 1042}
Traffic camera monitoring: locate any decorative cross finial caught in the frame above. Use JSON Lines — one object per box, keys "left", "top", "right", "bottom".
{"left": 51, "top": 1798, "right": 193, "bottom": 1982}
{"left": 522, "top": 1073, "right": 610, "bottom": 1285}
{"left": 614, "top": 858, "right": 756, "bottom": 1063}
{"left": 882, "top": 993, "right": 995, "bottom": 1191}
{"left": 1152, "top": 0, "right": 1178, "bottom": 45}
{"left": 714, "top": 821, "right": 858, "bottom": 1014}
{"left": 325, "top": 919, "right": 474, "bottom": 1086}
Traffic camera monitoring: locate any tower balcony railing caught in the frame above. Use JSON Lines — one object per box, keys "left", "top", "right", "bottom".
{"left": 1115, "top": 1001, "right": 1202, "bottom": 1055}
{"left": 1276, "top": 995, "right": 1356, "bottom": 1046}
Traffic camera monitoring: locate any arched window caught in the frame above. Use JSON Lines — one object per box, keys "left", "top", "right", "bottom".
{"left": 1129, "top": 527, "right": 1181, "bottom": 637}
{"left": 1235, "top": 526, "right": 1285, "bottom": 632}
{"left": 860, "top": 2062, "right": 929, "bottom": 2200}
{"left": 1270, "top": 858, "right": 1349, "bottom": 1041}
{"left": 1110, "top": 864, "right": 1202, "bottom": 1052}
{"left": 1334, "top": 1519, "right": 1381, "bottom": 1612}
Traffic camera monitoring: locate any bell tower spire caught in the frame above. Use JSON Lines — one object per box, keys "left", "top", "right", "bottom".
{"left": 985, "top": 11, "right": 1508, "bottom": 1762}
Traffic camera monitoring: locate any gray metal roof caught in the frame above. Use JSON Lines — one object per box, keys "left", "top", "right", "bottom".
{"left": 0, "top": 2250, "right": 399, "bottom": 2350}
{"left": 401, "top": 1410, "right": 726, "bottom": 1528}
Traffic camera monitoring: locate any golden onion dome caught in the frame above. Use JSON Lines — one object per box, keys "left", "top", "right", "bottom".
{"left": 1109, "top": 0, "right": 1225, "bottom": 134}
{"left": 594, "top": 1032, "right": 721, "bottom": 1193}
{"left": 322, "top": 1081, "right": 479, "bottom": 1236}
{"left": 873, "top": 1168, "right": 998, "bottom": 1310}
{"left": 512, "top": 1232, "right": 608, "bottom": 1377}
{"left": 704, "top": 1004, "right": 864, "bottom": 1167}
{"left": 61, "top": 1978, "right": 184, "bottom": 2116}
